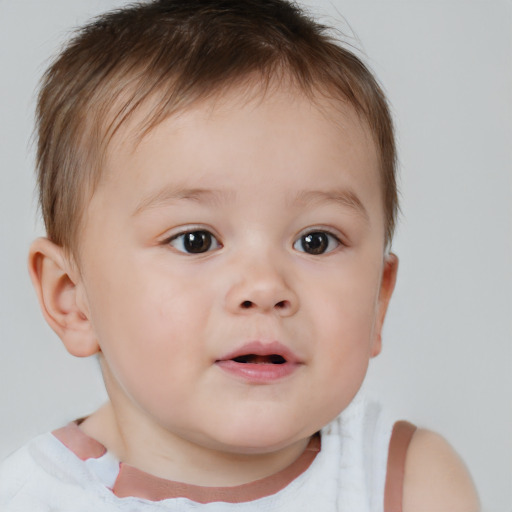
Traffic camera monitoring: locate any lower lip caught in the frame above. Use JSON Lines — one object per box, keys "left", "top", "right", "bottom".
{"left": 215, "top": 360, "right": 301, "bottom": 383}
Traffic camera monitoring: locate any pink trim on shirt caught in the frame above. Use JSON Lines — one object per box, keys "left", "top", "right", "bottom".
{"left": 383, "top": 420, "right": 417, "bottom": 512}
{"left": 53, "top": 418, "right": 415, "bottom": 506}
{"left": 52, "top": 422, "right": 106, "bottom": 461}
{"left": 52, "top": 422, "right": 320, "bottom": 503}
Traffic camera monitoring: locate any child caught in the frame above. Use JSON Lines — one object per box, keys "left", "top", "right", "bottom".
{"left": 0, "top": 0, "right": 479, "bottom": 510}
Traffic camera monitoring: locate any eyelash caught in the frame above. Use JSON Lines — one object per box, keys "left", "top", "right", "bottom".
{"left": 164, "top": 228, "right": 343, "bottom": 255}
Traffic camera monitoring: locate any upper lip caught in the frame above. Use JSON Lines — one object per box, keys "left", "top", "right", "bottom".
{"left": 216, "top": 341, "right": 302, "bottom": 364}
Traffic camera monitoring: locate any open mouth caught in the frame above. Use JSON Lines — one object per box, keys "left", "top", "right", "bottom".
{"left": 215, "top": 341, "right": 300, "bottom": 382}
{"left": 232, "top": 354, "right": 287, "bottom": 364}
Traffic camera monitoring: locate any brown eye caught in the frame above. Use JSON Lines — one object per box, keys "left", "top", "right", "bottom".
{"left": 169, "top": 230, "right": 220, "bottom": 254}
{"left": 294, "top": 231, "right": 340, "bottom": 255}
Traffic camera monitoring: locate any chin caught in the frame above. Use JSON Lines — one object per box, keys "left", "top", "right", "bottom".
{"left": 206, "top": 418, "right": 311, "bottom": 455}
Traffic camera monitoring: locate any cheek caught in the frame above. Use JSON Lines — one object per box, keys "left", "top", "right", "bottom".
{"left": 88, "top": 257, "right": 215, "bottom": 373}
{"left": 305, "top": 268, "right": 381, "bottom": 389}
{"left": 84, "top": 261, "right": 187, "bottom": 370}
{"left": 95, "top": 284, "right": 204, "bottom": 417}
{"left": 314, "top": 271, "right": 380, "bottom": 340}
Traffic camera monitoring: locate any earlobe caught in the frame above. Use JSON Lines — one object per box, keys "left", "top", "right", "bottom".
{"left": 28, "top": 238, "right": 100, "bottom": 357}
{"left": 371, "top": 252, "right": 399, "bottom": 357}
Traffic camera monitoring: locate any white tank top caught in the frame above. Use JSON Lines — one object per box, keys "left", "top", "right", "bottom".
{"left": 0, "top": 394, "right": 416, "bottom": 511}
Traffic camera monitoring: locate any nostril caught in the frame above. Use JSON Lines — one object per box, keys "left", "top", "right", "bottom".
{"left": 238, "top": 299, "right": 291, "bottom": 311}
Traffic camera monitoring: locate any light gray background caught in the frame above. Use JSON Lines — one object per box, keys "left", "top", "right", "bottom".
{"left": 0, "top": 1, "right": 510, "bottom": 510}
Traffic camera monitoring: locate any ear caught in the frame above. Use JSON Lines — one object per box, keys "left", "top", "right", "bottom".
{"left": 371, "top": 252, "right": 399, "bottom": 357}
{"left": 28, "top": 238, "right": 100, "bottom": 358}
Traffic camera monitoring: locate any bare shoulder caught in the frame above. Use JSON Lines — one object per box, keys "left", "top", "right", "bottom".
{"left": 403, "top": 428, "right": 480, "bottom": 512}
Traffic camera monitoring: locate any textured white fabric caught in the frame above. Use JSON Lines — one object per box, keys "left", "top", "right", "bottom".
{"left": 0, "top": 395, "right": 394, "bottom": 512}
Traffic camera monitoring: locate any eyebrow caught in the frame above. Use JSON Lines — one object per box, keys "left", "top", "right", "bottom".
{"left": 291, "top": 189, "right": 370, "bottom": 223}
{"left": 133, "top": 187, "right": 233, "bottom": 215}
{"left": 133, "top": 185, "right": 369, "bottom": 222}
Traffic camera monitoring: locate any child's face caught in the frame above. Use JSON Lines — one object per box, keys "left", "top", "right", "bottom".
{"left": 75, "top": 86, "right": 397, "bottom": 455}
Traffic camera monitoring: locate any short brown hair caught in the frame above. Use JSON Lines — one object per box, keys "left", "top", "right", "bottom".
{"left": 36, "top": 0, "right": 398, "bottom": 256}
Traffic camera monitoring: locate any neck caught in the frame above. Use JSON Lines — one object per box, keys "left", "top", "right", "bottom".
{"left": 79, "top": 401, "right": 311, "bottom": 487}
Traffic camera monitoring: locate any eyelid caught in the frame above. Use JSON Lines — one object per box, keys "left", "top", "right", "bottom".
{"left": 162, "top": 224, "right": 219, "bottom": 240}
{"left": 295, "top": 226, "right": 345, "bottom": 243}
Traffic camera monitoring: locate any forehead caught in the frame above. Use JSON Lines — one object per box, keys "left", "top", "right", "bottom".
{"left": 107, "top": 83, "right": 378, "bottom": 171}
{"left": 94, "top": 85, "right": 382, "bottom": 226}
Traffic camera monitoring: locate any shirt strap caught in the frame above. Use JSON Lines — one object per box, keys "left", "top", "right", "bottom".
{"left": 383, "top": 420, "right": 417, "bottom": 512}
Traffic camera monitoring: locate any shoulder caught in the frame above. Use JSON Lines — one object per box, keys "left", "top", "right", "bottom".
{"left": 403, "top": 428, "right": 480, "bottom": 512}
{"left": 0, "top": 440, "right": 41, "bottom": 507}
{"left": 0, "top": 432, "right": 88, "bottom": 510}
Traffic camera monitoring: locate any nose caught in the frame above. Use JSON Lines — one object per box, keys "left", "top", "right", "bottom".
{"left": 225, "top": 259, "right": 299, "bottom": 317}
